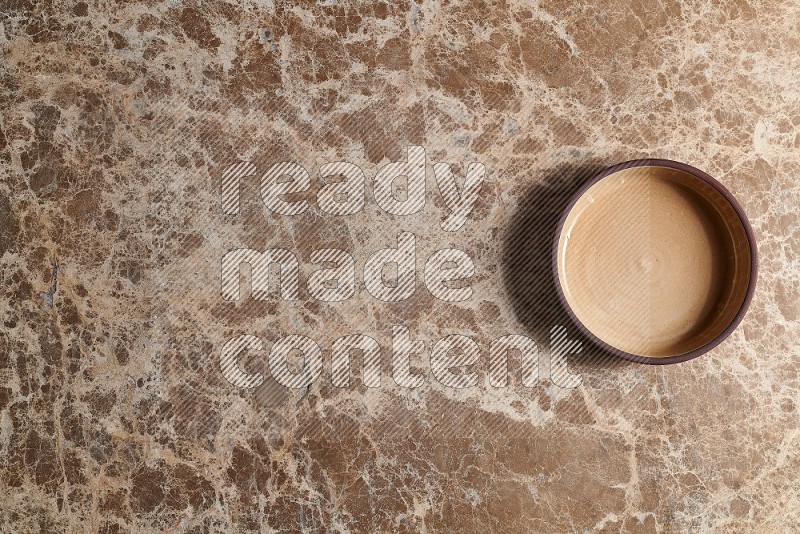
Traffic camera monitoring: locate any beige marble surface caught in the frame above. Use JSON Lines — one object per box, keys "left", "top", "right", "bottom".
{"left": 2, "top": 0, "right": 800, "bottom": 532}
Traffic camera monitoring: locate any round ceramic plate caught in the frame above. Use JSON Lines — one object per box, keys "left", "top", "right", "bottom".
{"left": 553, "top": 159, "right": 758, "bottom": 364}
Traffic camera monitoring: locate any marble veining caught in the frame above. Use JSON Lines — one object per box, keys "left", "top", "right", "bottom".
{"left": 1, "top": 0, "right": 799, "bottom": 532}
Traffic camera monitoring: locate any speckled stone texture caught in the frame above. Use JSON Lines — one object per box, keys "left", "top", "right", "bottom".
{"left": 2, "top": 0, "right": 800, "bottom": 532}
